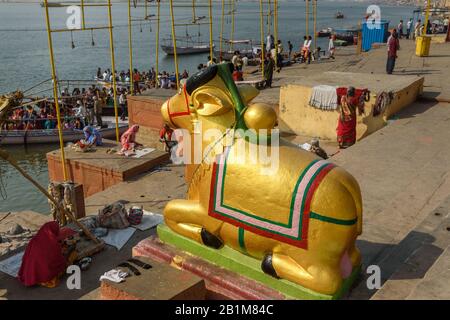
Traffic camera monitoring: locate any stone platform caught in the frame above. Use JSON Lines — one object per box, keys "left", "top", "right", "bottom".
{"left": 100, "top": 257, "right": 206, "bottom": 300}
{"left": 278, "top": 72, "right": 424, "bottom": 141}
{"left": 132, "top": 224, "right": 360, "bottom": 300}
{"left": 47, "top": 140, "right": 170, "bottom": 197}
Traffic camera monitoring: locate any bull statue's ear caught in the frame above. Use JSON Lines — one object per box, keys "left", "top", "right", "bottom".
{"left": 193, "top": 89, "right": 234, "bottom": 117}
{"left": 238, "top": 85, "right": 259, "bottom": 104}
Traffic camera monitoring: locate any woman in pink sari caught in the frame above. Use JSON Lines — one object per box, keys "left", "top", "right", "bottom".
{"left": 119, "top": 125, "right": 142, "bottom": 155}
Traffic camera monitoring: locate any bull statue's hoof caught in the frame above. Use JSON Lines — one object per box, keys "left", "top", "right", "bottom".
{"left": 262, "top": 254, "right": 279, "bottom": 279}
{"left": 201, "top": 229, "right": 223, "bottom": 249}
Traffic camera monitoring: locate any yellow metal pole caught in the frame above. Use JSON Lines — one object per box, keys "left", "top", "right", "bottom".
{"left": 220, "top": 0, "right": 225, "bottom": 61}
{"left": 259, "top": 0, "right": 265, "bottom": 79}
{"left": 155, "top": 0, "right": 160, "bottom": 85}
{"left": 267, "top": 0, "right": 271, "bottom": 35}
{"left": 231, "top": 0, "right": 235, "bottom": 51}
{"left": 107, "top": 0, "right": 120, "bottom": 142}
{"left": 43, "top": 0, "right": 68, "bottom": 181}
{"left": 274, "top": 0, "right": 278, "bottom": 68}
{"left": 128, "top": 0, "right": 134, "bottom": 95}
{"left": 192, "top": 0, "right": 196, "bottom": 22}
{"left": 313, "top": 0, "right": 317, "bottom": 50}
{"left": 145, "top": 0, "right": 148, "bottom": 19}
{"left": 208, "top": 0, "right": 214, "bottom": 62}
{"left": 306, "top": 0, "right": 309, "bottom": 37}
{"left": 169, "top": 0, "right": 180, "bottom": 90}
{"left": 80, "top": 0, "right": 86, "bottom": 29}
{"left": 424, "top": 0, "right": 431, "bottom": 35}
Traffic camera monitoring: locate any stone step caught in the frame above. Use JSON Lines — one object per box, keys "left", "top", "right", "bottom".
{"left": 100, "top": 257, "right": 206, "bottom": 300}
{"left": 371, "top": 198, "right": 450, "bottom": 300}
{"left": 406, "top": 245, "right": 450, "bottom": 300}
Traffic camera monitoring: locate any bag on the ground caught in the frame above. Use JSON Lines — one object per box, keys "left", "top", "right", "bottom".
{"left": 127, "top": 206, "right": 144, "bottom": 225}
{"left": 98, "top": 202, "right": 130, "bottom": 229}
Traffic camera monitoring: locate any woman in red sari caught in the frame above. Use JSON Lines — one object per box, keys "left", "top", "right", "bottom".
{"left": 18, "top": 221, "right": 76, "bottom": 287}
{"left": 337, "top": 87, "right": 358, "bottom": 149}
{"left": 119, "top": 125, "right": 142, "bottom": 155}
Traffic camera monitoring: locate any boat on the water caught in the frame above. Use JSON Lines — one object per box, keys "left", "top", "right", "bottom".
{"left": 333, "top": 27, "right": 360, "bottom": 45}
{"left": 161, "top": 43, "right": 214, "bottom": 56}
{"left": 335, "top": 12, "right": 345, "bottom": 19}
{"left": 40, "top": 2, "right": 64, "bottom": 7}
{"left": 214, "top": 39, "right": 255, "bottom": 61}
{"left": 0, "top": 90, "right": 128, "bottom": 145}
{"left": 0, "top": 121, "right": 128, "bottom": 145}
{"left": 317, "top": 28, "right": 333, "bottom": 38}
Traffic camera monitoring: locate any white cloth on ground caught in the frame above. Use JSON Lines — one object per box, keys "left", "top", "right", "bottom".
{"left": 309, "top": 85, "right": 339, "bottom": 110}
{"left": 100, "top": 227, "right": 136, "bottom": 250}
{"left": 99, "top": 269, "right": 129, "bottom": 283}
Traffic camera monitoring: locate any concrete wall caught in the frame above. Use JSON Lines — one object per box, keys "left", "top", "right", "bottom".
{"left": 278, "top": 77, "right": 424, "bottom": 141}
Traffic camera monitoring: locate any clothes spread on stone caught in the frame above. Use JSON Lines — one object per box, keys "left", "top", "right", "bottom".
{"left": 309, "top": 85, "right": 339, "bottom": 110}
{"left": 99, "top": 269, "right": 129, "bottom": 283}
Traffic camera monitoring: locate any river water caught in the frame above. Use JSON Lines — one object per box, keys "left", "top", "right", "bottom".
{"left": 0, "top": 1, "right": 416, "bottom": 214}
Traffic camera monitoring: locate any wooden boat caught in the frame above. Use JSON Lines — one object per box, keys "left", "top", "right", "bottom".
{"left": 161, "top": 43, "right": 213, "bottom": 55}
{"left": 214, "top": 39, "right": 255, "bottom": 61}
{"left": 335, "top": 12, "right": 345, "bottom": 19}
{"left": 334, "top": 28, "right": 360, "bottom": 45}
{"left": 40, "top": 2, "right": 64, "bottom": 7}
{"left": 318, "top": 28, "right": 333, "bottom": 38}
{"left": 0, "top": 121, "right": 128, "bottom": 145}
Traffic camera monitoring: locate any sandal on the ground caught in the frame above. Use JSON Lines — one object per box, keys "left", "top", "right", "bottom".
{"left": 117, "top": 262, "right": 141, "bottom": 276}
{"left": 77, "top": 257, "right": 92, "bottom": 271}
{"left": 127, "top": 258, "right": 152, "bottom": 270}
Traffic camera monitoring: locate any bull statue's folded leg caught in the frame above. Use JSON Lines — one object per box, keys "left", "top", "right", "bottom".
{"left": 164, "top": 199, "right": 224, "bottom": 248}
{"left": 264, "top": 253, "right": 343, "bottom": 295}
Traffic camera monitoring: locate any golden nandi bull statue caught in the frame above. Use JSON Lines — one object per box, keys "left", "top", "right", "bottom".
{"left": 161, "top": 64, "right": 362, "bottom": 296}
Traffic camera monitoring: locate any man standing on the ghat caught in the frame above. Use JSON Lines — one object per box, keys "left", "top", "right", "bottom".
{"left": 406, "top": 18, "right": 413, "bottom": 39}
{"left": 386, "top": 29, "right": 400, "bottom": 75}
{"left": 397, "top": 20, "right": 404, "bottom": 39}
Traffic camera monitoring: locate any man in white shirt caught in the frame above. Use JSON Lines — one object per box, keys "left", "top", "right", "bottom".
{"left": 406, "top": 18, "right": 413, "bottom": 39}
{"left": 305, "top": 36, "right": 312, "bottom": 64}
{"left": 266, "top": 34, "right": 274, "bottom": 53}
{"left": 397, "top": 20, "right": 404, "bottom": 39}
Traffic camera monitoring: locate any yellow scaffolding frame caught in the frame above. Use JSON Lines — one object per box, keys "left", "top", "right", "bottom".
{"left": 306, "top": 0, "right": 309, "bottom": 37}
{"left": 42, "top": 0, "right": 121, "bottom": 182}
{"left": 231, "top": 0, "right": 236, "bottom": 51}
{"left": 208, "top": 0, "right": 214, "bottom": 63}
{"left": 313, "top": 0, "right": 317, "bottom": 50}
{"left": 219, "top": 0, "right": 225, "bottom": 61}
{"left": 169, "top": 0, "right": 180, "bottom": 90}
{"left": 128, "top": 0, "right": 134, "bottom": 95}
{"left": 155, "top": 0, "right": 161, "bottom": 84}
{"left": 259, "top": 0, "right": 265, "bottom": 79}
{"left": 274, "top": 0, "right": 278, "bottom": 69}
